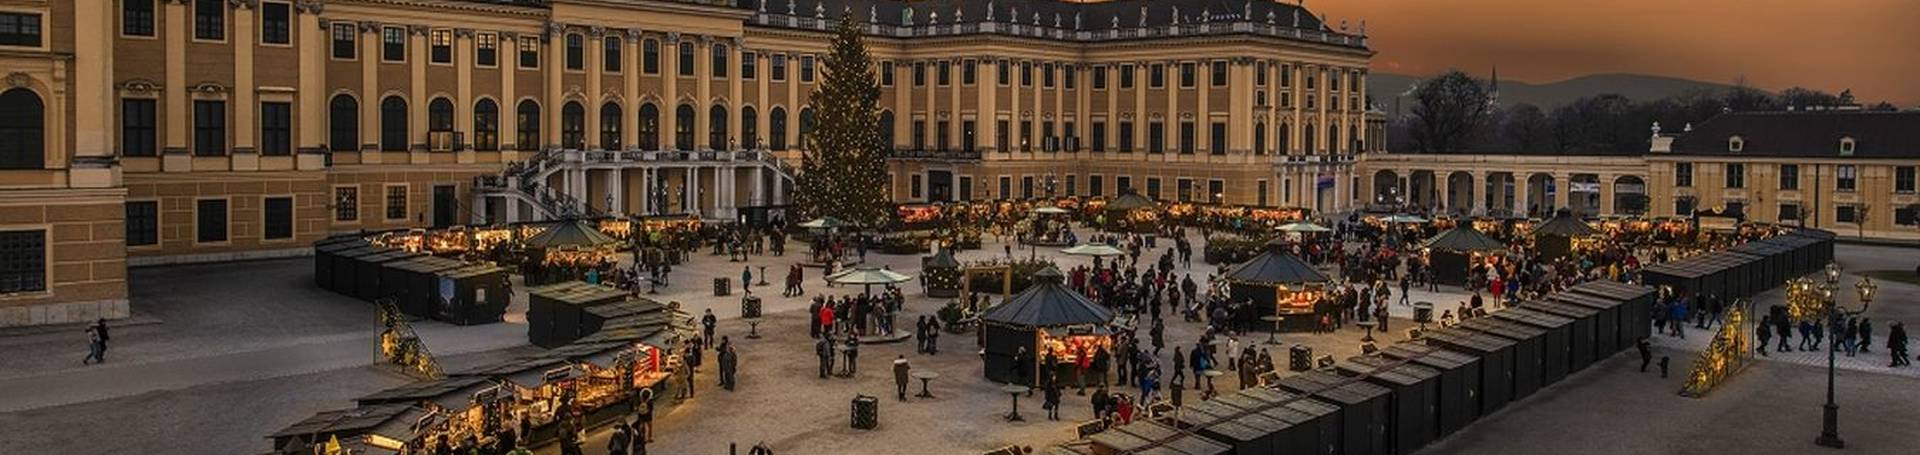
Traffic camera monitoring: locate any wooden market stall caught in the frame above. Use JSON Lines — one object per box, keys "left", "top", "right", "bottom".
{"left": 1421, "top": 328, "right": 1517, "bottom": 416}
{"left": 522, "top": 220, "right": 624, "bottom": 286}
{"left": 1422, "top": 226, "right": 1508, "bottom": 286}
{"left": 979, "top": 266, "right": 1117, "bottom": 386}
{"left": 1224, "top": 240, "right": 1332, "bottom": 333}
{"left": 1532, "top": 209, "right": 1600, "bottom": 261}
{"left": 434, "top": 264, "right": 512, "bottom": 325}
{"left": 381, "top": 256, "right": 468, "bottom": 318}
{"left": 1380, "top": 343, "right": 1484, "bottom": 438}
{"left": 1272, "top": 370, "right": 1393, "bottom": 455}
{"left": 1337, "top": 355, "right": 1443, "bottom": 455}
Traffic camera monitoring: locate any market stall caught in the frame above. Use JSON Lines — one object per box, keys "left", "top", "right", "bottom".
{"left": 1550, "top": 292, "right": 1627, "bottom": 356}
{"left": 1236, "top": 387, "right": 1343, "bottom": 455}
{"left": 1532, "top": 210, "right": 1600, "bottom": 261}
{"left": 314, "top": 235, "right": 369, "bottom": 289}
{"left": 1489, "top": 306, "right": 1587, "bottom": 375}
{"left": 979, "top": 266, "right": 1116, "bottom": 386}
{"left": 1226, "top": 247, "right": 1331, "bottom": 333}
{"left": 526, "top": 281, "right": 632, "bottom": 348}
{"left": 1380, "top": 343, "right": 1484, "bottom": 437}
{"left": 356, "top": 248, "right": 427, "bottom": 301}
{"left": 1421, "top": 328, "right": 1517, "bottom": 416}
{"left": 1567, "top": 280, "right": 1657, "bottom": 345}
{"left": 1422, "top": 226, "right": 1507, "bottom": 286}
{"left": 1090, "top": 419, "right": 1231, "bottom": 455}
{"left": 1099, "top": 192, "right": 1158, "bottom": 233}
{"left": 1171, "top": 400, "right": 1281, "bottom": 455}
{"left": 922, "top": 248, "right": 963, "bottom": 298}
{"left": 522, "top": 220, "right": 624, "bottom": 286}
{"left": 1338, "top": 355, "right": 1442, "bottom": 455}
{"left": 1272, "top": 370, "right": 1393, "bottom": 455}
{"left": 1457, "top": 317, "right": 1553, "bottom": 392}
{"left": 434, "top": 264, "right": 512, "bottom": 325}
{"left": 380, "top": 256, "right": 468, "bottom": 318}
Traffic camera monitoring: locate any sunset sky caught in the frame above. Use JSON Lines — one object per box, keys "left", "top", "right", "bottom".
{"left": 1304, "top": 0, "right": 1920, "bottom": 105}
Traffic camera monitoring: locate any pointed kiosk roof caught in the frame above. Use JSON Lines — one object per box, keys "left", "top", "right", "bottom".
{"left": 924, "top": 248, "right": 962, "bottom": 269}
{"left": 1105, "top": 192, "right": 1157, "bottom": 212}
{"left": 980, "top": 265, "right": 1116, "bottom": 328}
{"left": 1226, "top": 239, "right": 1329, "bottom": 285}
{"left": 1424, "top": 225, "right": 1507, "bottom": 252}
{"left": 523, "top": 219, "right": 621, "bottom": 249}
{"left": 1532, "top": 210, "right": 1599, "bottom": 238}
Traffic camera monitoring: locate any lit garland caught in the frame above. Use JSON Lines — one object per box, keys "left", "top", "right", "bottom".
{"left": 1784, "top": 278, "right": 1827, "bottom": 322}
{"left": 377, "top": 300, "right": 443, "bottom": 380}
{"left": 1680, "top": 298, "right": 1753, "bottom": 398}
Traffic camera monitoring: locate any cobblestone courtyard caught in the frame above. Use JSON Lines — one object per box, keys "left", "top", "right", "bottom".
{"left": 2, "top": 237, "right": 1917, "bottom": 454}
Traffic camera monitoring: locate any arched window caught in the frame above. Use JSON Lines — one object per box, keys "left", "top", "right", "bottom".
{"left": 380, "top": 96, "right": 408, "bottom": 151}
{"left": 328, "top": 94, "right": 358, "bottom": 152}
{"left": 878, "top": 110, "right": 895, "bottom": 149}
{"left": 473, "top": 99, "right": 499, "bottom": 151}
{"left": 428, "top": 98, "right": 454, "bottom": 132}
{"left": 600, "top": 102, "right": 623, "bottom": 150}
{"left": 1253, "top": 122, "right": 1266, "bottom": 155}
{"left": 1278, "top": 122, "right": 1291, "bottom": 153}
{"left": 798, "top": 107, "right": 816, "bottom": 149}
{"left": 1328, "top": 127, "right": 1340, "bottom": 153}
{"left": 740, "top": 106, "right": 758, "bottom": 149}
{"left": 560, "top": 102, "right": 585, "bottom": 149}
{"left": 1303, "top": 124, "right": 1317, "bottom": 153}
{"left": 638, "top": 103, "right": 659, "bottom": 150}
{"left": 674, "top": 104, "right": 695, "bottom": 150}
{"left": 769, "top": 107, "right": 788, "bottom": 151}
{"left": 709, "top": 105, "right": 729, "bottom": 150}
{"left": 515, "top": 100, "right": 540, "bottom": 151}
{"left": 0, "top": 88, "right": 45, "bottom": 169}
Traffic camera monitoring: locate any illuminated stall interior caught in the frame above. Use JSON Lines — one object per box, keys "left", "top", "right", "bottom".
{"left": 979, "top": 266, "right": 1118, "bottom": 386}
{"left": 1225, "top": 239, "right": 1332, "bottom": 332}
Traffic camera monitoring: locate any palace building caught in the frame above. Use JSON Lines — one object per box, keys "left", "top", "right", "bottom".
{"left": 0, "top": 0, "right": 1377, "bottom": 326}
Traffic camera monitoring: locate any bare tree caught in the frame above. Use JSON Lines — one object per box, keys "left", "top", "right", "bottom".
{"left": 1409, "top": 70, "right": 1491, "bottom": 153}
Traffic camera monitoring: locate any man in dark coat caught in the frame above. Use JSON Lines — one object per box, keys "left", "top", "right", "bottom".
{"left": 1888, "top": 322, "right": 1910, "bottom": 367}
{"left": 815, "top": 337, "right": 833, "bottom": 378}
{"left": 893, "top": 355, "right": 912, "bottom": 400}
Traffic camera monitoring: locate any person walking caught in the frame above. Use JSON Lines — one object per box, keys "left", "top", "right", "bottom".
{"left": 1044, "top": 381, "right": 1063, "bottom": 421}
{"left": 1637, "top": 338, "right": 1652, "bottom": 372}
{"left": 893, "top": 355, "right": 912, "bottom": 400}
{"left": 1756, "top": 315, "right": 1772, "bottom": 357}
{"left": 720, "top": 344, "right": 739, "bottom": 391}
{"left": 1888, "top": 322, "right": 1910, "bottom": 367}
{"left": 1859, "top": 318, "right": 1874, "bottom": 354}
{"left": 607, "top": 420, "right": 632, "bottom": 455}
{"left": 701, "top": 309, "right": 718, "bottom": 350}
{"left": 816, "top": 337, "right": 834, "bottom": 378}
{"left": 83, "top": 324, "right": 105, "bottom": 365}
{"left": 92, "top": 319, "right": 111, "bottom": 360}
{"left": 844, "top": 337, "right": 861, "bottom": 376}
{"left": 742, "top": 266, "right": 755, "bottom": 294}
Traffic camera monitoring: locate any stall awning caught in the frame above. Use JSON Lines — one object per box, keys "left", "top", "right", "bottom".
{"left": 980, "top": 282, "right": 1115, "bottom": 328}
{"left": 524, "top": 219, "right": 621, "bottom": 249}
{"left": 1532, "top": 212, "right": 1599, "bottom": 237}
{"left": 1104, "top": 192, "right": 1157, "bottom": 212}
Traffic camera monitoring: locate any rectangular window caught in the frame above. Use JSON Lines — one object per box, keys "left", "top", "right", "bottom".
{"left": 1043, "top": 63, "right": 1055, "bottom": 88}
{"left": 193, "top": 100, "right": 226, "bottom": 156}
{"left": 711, "top": 44, "right": 728, "bottom": 77}
{"left": 1256, "top": 64, "right": 1267, "bottom": 86}
{"left": 1208, "top": 180, "right": 1225, "bottom": 204}
{"left": 264, "top": 196, "right": 294, "bottom": 240}
{"left": 1118, "top": 121, "right": 1134, "bottom": 152}
{"left": 962, "top": 120, "right": 976, "bottom": 151}
{"left": 124, "top": 1, "right": 156, "bottom": 37}
{"left": 741, "top": 52, "right": 757, "bottom": 79}
{"left": 879, "top": 61, "right": 894, "bottom": 86}
{"left": 938, "top": 61, "right": 951, "bottom": 86}
{"left": 642, "top": 39, "right": 659, "bottom": 73}
{"left": 936, "top": 121, "right": 950, "bottom": 152}
{"left": 603, "top": 38, "right": 622, "bottom": 72}
{"left": 426, "top": 30, "right": 452, "bottom": 63}
{"left": 1211, "top": 61, "right": 1228, "bottom": 86}
{"left": 770, "top": 54, "right": 786, "bottom": 81}
{"left": 1150, "top": 121, "right": 1166, "bottom": 153}
{"left": 997, "top": 61, "right": 1009, "bottom": 86}
{"left": 334, "top": 187, "right": 359, "bottom": 222}
{"left": 385, "top": 185, "right": 408, "bottom": 220}
{"left": 1897, "top": 166, "right": 1916, "bottom": 193}
{"left": 261, "top": 2, "right": 291, "bottom": 44}
{"left": 382, "top": 27, "right": 405, "bottom": 62}
{"left": 260, "top": 102, "right": 292, "bottom": 156}
{"left": 1898, "top": 206, "right": 1918, "bottom": 226}
{"left": 1120, "top": 64, "right": 1135, "bottom": 89}
{"left": 475, "top": 33, "right": 497, "bottom": 67}
{"left": 518, "top": 37, "right": 539, "bottom": 69}
{"left": 911, "top": 120, "right": 926, "bottom": 150}
{"left": 1089, "top": 175, "right": 1105, "bottom": 197}
{"left": 1146, "top": 178, "right": 1162, "bottom": 200}
{"left": 1257, "top": 180, "right": 1270, "bottom": 207}
{"left": 959, "top": 176, "right": 973, "bottom": 201}
{"left": 331, "top": 24, "right": 356, "bottom": 59}
{"left": 1724, "top": 163, "right": 1745, "bottom": 189}
{"left": 1091, "top": 121, "right": 1107, "bottom": 152}
{"left": 1674, "top": 162, "right": 1693, "bottom": 187}
{"left": 1093, "top": 66, "right": 1107, "bottom": 89}
{"left": 1209, "top": 122, "right": 1227, "bottom": 155}
{"left": 910, "top": 174, "right": 923, "bottom": 199}
{"left": 1064, "top": 67, "right": 1076, "bottom": 89}
{"left": 1149, "top": 64, "right": 1165, "bottom": 88}
{"left": 1117, "top": 176, "right": 1134, "bottom": 194}
{"left": 677, "top": 42, "right": 695, "bottom": 75}
{"left": 1779, "top": 164, "right": 1799, "bottom": 190}
{"left": 912, "top": 62, "right": 925, "bottom": 86}
{"left": 1021, "top": 62, "right": 1033, "bottom": 87}
{"left": 1180, "top": 62, "right": 1196, "bottom": 88}
{"left": 1179, "top": 121, "right": 1196, "bottom": 154}
{"left": 125, "top": 201, "right": 159, "bottom": 247}
{"left": 0, "top": 13, "right": 40, "bottom": 46}
{"left": 196, "top": 199, "right": 228, "bottom": 243}
{"left": 1836, "top": 205, "right": 1859, "bottom": 223}
{"left": 1065, "top": 175, "right": 1078, "bottom": 197}
{"left": 996, "top": 120, "right": 1009, "bottom": 152}
{"left": 193, "top": 0, "right": 223, "bottom": 41}
{"left": 122, "top": 99, "right": 157, "bottom": 157}
{"left": 998, "top": 176, "right": 1011, "bottom": 199}
{"left": 1021, "top": 176, "right": 1035, "bottom": 199}
{"left": 1020, "top": 120, "right": 1032, "bottom": 152}
{"left": 1778, "top": 203, "right": 1801, "bottom": 222}
{"left": 800, "top": 55, "right": 815, "bottom": 82}
{"left": 565, "top": 34, "right": 585, "bottom": 70}
{"left": 0, "top": 230, "right": 46, "bottom": 294}
{"left": 1837, "top": 165, "right": 1857, "bottom": 192}
{"left": 962, "top": 60, "right": 976, "bottom": 85}
{"left": 1674, "top": 197, "right": 1695, "bottom": 216}
{"left": 1176, "top": 178, "right": 1194, "bottom": 202}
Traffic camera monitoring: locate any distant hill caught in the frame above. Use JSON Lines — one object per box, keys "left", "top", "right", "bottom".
{"left": 1369, "top": 72, "right": 1751, "bottom": 118}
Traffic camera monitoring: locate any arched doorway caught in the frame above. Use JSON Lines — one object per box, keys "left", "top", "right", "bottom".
{"left": 1613, "top": 175, "right": 1647, "bottom": 215}
{"left": 637, "top": 103, "right": 659, "bottom": 150}
{"left": 769, "top": 107, "right": 788, "bottom": 151}
{"left": 1525, "top": 173, "right": 1556, "bottom": 217}
{"left": 1569, "top": 173, "right": 1601, "bottom": 217}
{"left": 1409, "top": 170, "right": 1438, "bottom": 209}
{"left": 708, "top": 105, "right": 729, "bottom": 149}
{"left": 1446, "top": 171, "right": 1475, "bottom": 214}
{"left": 1371, "top": 170, "right": 1401, "bottom": 205}
{"left": 1484, "top": 172, "right": 1517, "bottom": 216}
{"left": 560, "top": 102, "right": 586, "bottom": 150}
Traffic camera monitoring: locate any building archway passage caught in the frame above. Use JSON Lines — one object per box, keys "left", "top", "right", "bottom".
{"left": 1485, "top": 172, "right": 1517, "bottom": 216}
{"left": 1409, "top": 170, "right": 1438, "bottom": 209}
{"left": 1446, "top": 171, "right": 1475, "bottom": 214}
{"left": 1613, "top": 175, "right": 1647, "bottom": 215}
{"left": 1569, "top": 173, "right": 1602, "bottom": 217}
{"left": 1526, "top": 173, "right": 1556, "bottom": 218}
{"left": 1371, "top": 169, "right": 1401, "bottom": 205}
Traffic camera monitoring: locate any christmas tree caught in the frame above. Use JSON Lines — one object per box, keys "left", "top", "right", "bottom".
{"left": 793, "top": 14, "right": 891, "bottom": 228}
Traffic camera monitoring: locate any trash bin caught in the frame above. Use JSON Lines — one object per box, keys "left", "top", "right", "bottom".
{"left": 713, "top": 277, "right": 731, "bottom": 297}
{"left": 742, "top": 296, "right": 763, "bottom": 319}
{"left": 851, "top": 395, "right": 879, "bottom": 430}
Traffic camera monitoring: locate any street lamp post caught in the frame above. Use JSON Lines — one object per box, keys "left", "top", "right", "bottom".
{"left": 1815, "top": 264, "right": 1873, "bottom": 449}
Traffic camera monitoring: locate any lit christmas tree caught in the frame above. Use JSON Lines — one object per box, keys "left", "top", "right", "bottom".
{"left": 794, "top": 14, "right": 891, "bottom": 228}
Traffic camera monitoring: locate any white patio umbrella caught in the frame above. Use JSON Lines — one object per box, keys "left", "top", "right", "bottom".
{"left": 1278, "top": 222, "right": 1332, "bottom": 233}
{"left": 1060, "top": 244, "right": 1127, "bottom": 257}
{"left": 797, "top": 217, "right": 850, "bottom": 230}
{"left": 828, "top": 266, "right": 915, "bottom": 297}
{"left": 1031, "top": 206, "right": 1072, "bottom": 215}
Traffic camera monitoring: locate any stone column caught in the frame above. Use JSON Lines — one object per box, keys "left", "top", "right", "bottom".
{"left": 586, "top": 28, "right": 605, "bottom": 150}
{"left": 162, "top": 0, "right": 190, "bottom": 169}
{"left": 296, "top": 3, "right": 326, "bottom": 160}
{"left": 500, "top": 32, "right": 518, "bottom": 157}
{"left": 410, "top": 25, "right": 429, "bottom": 158}
{"left": 359, "top": 22, "right": 382, "bottom": 162}
{"left": 661, "top": 33, "right": 679, "bottom": 149}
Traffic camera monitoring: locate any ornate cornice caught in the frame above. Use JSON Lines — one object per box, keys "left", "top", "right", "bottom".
{"left": 296, "top": 0, "right": 325, "bottom": 15}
